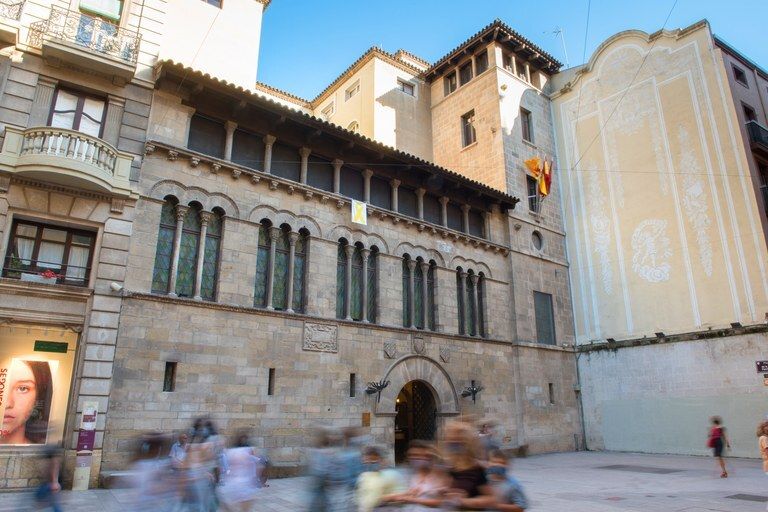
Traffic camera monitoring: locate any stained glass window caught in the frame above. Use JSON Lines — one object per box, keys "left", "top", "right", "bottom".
{"left": 477, "top": 274, "right": 486, "bottom": 337}
{"left": 350, "top": 246, "right": 363, "bottom": 320}
{"left": 414, "top": 260, "right": 424, "bottom": 329}
{"left": 292, "top": 234, "right": 307, "bottom": 313}
{"left": 336, "top": 242, "right": 347, "bottom": 318}
{"left": 254, "top": 224, "right": 271, "bottom": 307}
{"left": 151, "top": 199, "right": 177, "bottom": 293}
{"left": 427, "top": 264, "right": 436, "bottom": 330}
{"left": 457, "top": 270, "right": 465, "bottom": 335}
{"left": 402, "top": 258, "right": 410, "bottom": 327}
{"left": 200, "top": 211, "right": 222, "bottom": 301}
{"left": 272, "top": 228, "right": 290, "bottom": 310}
{"left": 175, "top": 205, "right": 201, "bottom": 297}
{"left": 465, "top": 273, "right": 476, "bottom": 336}
{"left": 367, "top": 249, "right": 377, "bottom": 323}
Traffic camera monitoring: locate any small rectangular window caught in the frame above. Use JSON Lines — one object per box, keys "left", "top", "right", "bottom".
{"left": 397, "top": 79, "right": 415, "bottom": 96}
{"left": 521, "top": 108, "right": 533, "bottom": 143}
{"left": 459, "top": 61, "right": 473, "bottom": 86}
{"left": 475, "top": 51, "right": 489, "bottom": 75}
{"left": 548, "top": 383, "right": 555, "bottom": 404}
{"left": 502, "top": 53, "right": 513, "bottom": 72}
{"left": 527, "top": 175, "right": 539, "bottom": 213}
{"left": 321, "top": 102, "right": 335, "bottom": 118}
{"left": 461, "top": 110, "right": 476, "bottom": 147}
{"left": 163, "top": 362, "right": 177, "bottom": 392}
{"left": 743, "top": 104, "right": 757, "bottom": 122}
{"left": 534, "top": 291, "right": 556, "bottom": 345}
{"left": 733, "top": 65, "right": 748, "bottom": 87}
{"left": 345, "top": 81, "right": 360, "bottom": 101}
{"left": 267, "top": 368, "right": 275, "bottom": 395}
{"left": 516, "top": 58, "right": 527, "bottom": 81}
{"left": 350, "top": 373, "right": 356, "bottom": 397}
{"left": 444, "top": 72, "right": 457, "bottom": 96}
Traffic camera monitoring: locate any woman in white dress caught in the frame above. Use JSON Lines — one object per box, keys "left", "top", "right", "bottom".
{"left": 218, "top": 433, "right": 265, "bottom": 512}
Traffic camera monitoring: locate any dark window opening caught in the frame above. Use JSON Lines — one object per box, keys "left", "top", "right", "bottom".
{"left": 521, "top": 108, "right": 533, "bottom": 143}
{"left": 268, "top": 368, "right": 275, "bottom": 396}
{"left": 188, "top": 114, "right": 226, "bottom": 158}
{"left": 307, "top": 155, "right": 334, "bottom": 191}
{"left": 399, "top": 187, "right": 418, "bottom": 218}
{"left": 743, "top": 104, "right": 757, "bottom": 122}
{"left": 468, "top": 209, "right": 484, "bottom": 238}
{"left": 548, "top": 383, "right": 555, "bottom": 404}
{"left": 444, "top": 72, "right": 457, "bottom": 95}
{"left": 340, "top": 166, "right": 364, "bottom": 200}
{"left": 527, "top": 175, "right": 539, "bottom": 213}
{"left": 370, "top": 176, "right": 391, "bottom": 209}
{"left": 231, "top": 128, "right": 265, "bottom": 170}
{"left": 459, "top": 61, "right": 473, "bottom": 86}
{"left": 475, "top": 50, "right": 489, "bottom": 74}
{"left": 534, "top": 291, "right": 556, "bottom": 345}
{"left": 163, "top": 362, "right": 177, "bottom": 392}
{"left": 350, "top": 373, "right": 356, "bottom": 397}
{"left": 461, "top": 110, "right": 476, "bottom": 147}
{"left": 447, "top": 202, "right": 462, "bottom": 231}
{"left": 733, "top": 65, "right": 748, "bottom": 87}
{"left": 271, "top": 143, "right": 301, "bottom": 181}
{"left": 423, "top": 195, "right": 442, "bottom": 224}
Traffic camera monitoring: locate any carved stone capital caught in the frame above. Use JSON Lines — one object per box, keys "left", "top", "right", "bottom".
{"left": 363, "top": 168, "right": 374, "bottom": 178}
{"left": 288, "top": 231, "right": 300, "bottom": 245}
{"left": 390, "top": 179, "right": 401, "bottom": 188}
{"left": 174, "top": 205, "right": 189, "bottom": 222}
{"left": 199, "top": 211, "right": 214, "bottom": 227}
{"left": 461, "top": 203, "right": 471, "bottom": 213}
{"left": 469, "top": 273, "right": 479, "bottom": 284}
{"left": 439, "top": 196, "right": 450, "bottom": 206}
{"left": 406, "top": 258, "right": 418, "bottom": 271}
{"left": 299, "top": 146, "right": 312, "bottom": 158}
{"left": 268, "top": 226, "right": 282, "bottom": 241}
{"left": 263, "top": 134, "right": 277, "bottom": 146}
{"left": 343, "top": 244, "right": 356, "bottom": 258}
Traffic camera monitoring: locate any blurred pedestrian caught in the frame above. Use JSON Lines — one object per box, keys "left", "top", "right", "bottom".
{"left": 125, "top": 433, "right": 175, "bottom": 511}
{"left": 758, "top": 420, "right": 768, "bottom": 472}
{"left": 170, "top": 432, "right": 189, "bottom": 470}
{"left": 34, "top": 445, "right": 62, "bottom": 512}
{"left": 355, "top": 445, "right": 405, "bottom": 512}
{"left": 486, "top": 450, "right": 527, "bottom": 512}
{"left": 477, "top": 421, "right": 500, "bottom": 465}
{"left": 441, "top": 421, "right": 496, "bottom": 510}
{"left": 218, "top": 431, "right": 265, "bottom": 512}
{"left": 707, "top": 416, "right": 730, "bottom": 478}
{"left": 380, "top": 440, "right": 448, "bottom": 510}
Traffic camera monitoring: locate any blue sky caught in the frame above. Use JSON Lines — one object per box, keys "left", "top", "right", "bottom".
{"left": 256, "top": 0, "right": 767, "bottom": 100}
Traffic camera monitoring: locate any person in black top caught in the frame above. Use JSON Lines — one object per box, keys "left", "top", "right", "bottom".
{"left": 442, "top": 421, "right": 496, "bottom": 510}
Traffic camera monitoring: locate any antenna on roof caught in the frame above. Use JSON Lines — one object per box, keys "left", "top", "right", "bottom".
{"left": 552, "top": 27, "right": 570, "bottom": 68}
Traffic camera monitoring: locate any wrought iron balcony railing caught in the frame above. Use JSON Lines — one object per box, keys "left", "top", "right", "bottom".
{"left": 0, "top": 0, "right": 24, "bottom": 21}
{"left": 29, "top": 6, "right": 141, "bottom": 64}
{"left": 746, "top": 120, "right": 768, "bottom": 150}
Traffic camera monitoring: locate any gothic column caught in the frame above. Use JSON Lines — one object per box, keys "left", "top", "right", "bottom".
{"left": 461, "top": 204, "right": 470, "bottom": 233}
{"left": 285, "top": 231, "right": 300, "bottom": 313}
{"left": 224, "top": 121, "right": 237, "bottom": 161}
{"left": 167, "top": 205, "right": 188, "bottom": 298}
{"left": 344, "top": 244, "right": 355, "bottom": 320}
{"left": 193, "top": 211, "right": 212, "bottom": 300}
{"left": 458, "top": 271, "right": 468, "bottom": 334}
{"left": 299, "top": 147, "right": 311, "bottom": 184}
{"left": 407, "top": 258, "right": 417, "bottom": 328}
{"left": 416, "top": 187, "right": 425, "bottom": 220}
{"left": 263, "top": 135, "right": 276, "bottom": 174}
{"left": 439, "top": 196, "right": 449, "bottom": 227}
{"left": 361, "top": 247, "right": 370, "bottom": 323}
{"left": 363, "top": 169, "right": 373, "bottom": 203}
{"left": 265, "top": 226, "right": 281, "bottom": 310}
{"left": 332, "top": 159, "right": 343, "bottom": 194}
{"left": 470, "top": 273, "right": 480, "bottom": 336}
{"left": 420, "top": 260, "right": 430, "bottom": 329}
{"left": 390, "top": 179, "right": 401, "bottom": 213}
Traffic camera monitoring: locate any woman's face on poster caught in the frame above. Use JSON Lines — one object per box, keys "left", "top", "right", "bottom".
{"left": 2, "top": 360, "right": 38, "bottom": 443}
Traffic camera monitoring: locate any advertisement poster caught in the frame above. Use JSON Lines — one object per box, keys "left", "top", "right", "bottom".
{"left": 0, "top": 324, "right": 78, "bottom": 446}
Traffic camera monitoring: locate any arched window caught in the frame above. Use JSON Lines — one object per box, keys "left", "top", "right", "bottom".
{"left": 151, "top": 196, "right": 178, "bottom": 293}
{"left": 253, "top": 221, "right": 307, "bottom": 313}
{"left": 403, "top": 256, "right": 436, "bottom": 330}
{"left": 337, "top": 239, "right": 376, "bottom": 322}
{"left": 456, "top": 267, "right": 485, "bottom": 337}
{"left": 152, "top": 198, "right": 223, "bottom": 301}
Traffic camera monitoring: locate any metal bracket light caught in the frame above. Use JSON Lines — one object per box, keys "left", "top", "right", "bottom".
{"left": 365, "top": 379, "right": 390, "bottom": 403}
{"left": 461, "top": 380, "right": 484, "bottom": 404}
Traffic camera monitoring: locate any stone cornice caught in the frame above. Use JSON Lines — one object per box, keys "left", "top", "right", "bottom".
{"left": 144, "top": 141, "right": 511, "bottom": 257}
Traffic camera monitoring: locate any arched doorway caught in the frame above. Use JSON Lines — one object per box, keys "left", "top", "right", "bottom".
{"left": 394, "top": 380, "right": 436, "bottom": 463}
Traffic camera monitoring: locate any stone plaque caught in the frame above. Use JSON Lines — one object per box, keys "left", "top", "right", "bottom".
{"left": 439, "top": 346, "right": 451, "bottom": 363}
{"left": 384, "top": 341, "right": 397, "bottom": 359}
{"left": 412, "top": 335, "right": 425, "bottom": 355}
{"left": 362, "top": 412, "right": 371, "bottom": 427}
{"left": 303, "top": 322, "right": 338, "bottom": 353}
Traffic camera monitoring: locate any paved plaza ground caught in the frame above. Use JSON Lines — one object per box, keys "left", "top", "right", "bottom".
{"left": 1, "top": 451, "right": 766, "bottom": 511}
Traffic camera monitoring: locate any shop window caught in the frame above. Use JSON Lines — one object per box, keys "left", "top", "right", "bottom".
{"left": 188, "top": 114, "right": 225, "bottom": 159}
{"left": 444, "top": 71, "right": 457, "bottom": 96}
{"left": 534, "top": 291, "right": 556, "bottom": 345}
{"left": 253, "top": 222, "right": 308, "bottom": 313}
{"left": 3, "top": 219, "right": 95, "bottom": 286}
{"left": 48, "top": 89, "right": 106, "bottom": 138}
{"left": 461, "top": 110, "right": 476, "bottom": 147}
{"left": 402, "top": 256, "right": 436, "bottom": 330}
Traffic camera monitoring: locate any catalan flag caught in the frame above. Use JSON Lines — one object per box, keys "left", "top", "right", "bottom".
{"left": 524, "top": 157, "right": 553, "bottom": 198}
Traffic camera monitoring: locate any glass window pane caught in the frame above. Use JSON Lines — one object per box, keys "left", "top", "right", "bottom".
{"left": 414, "top": 263, "right": 424, "bottom": 328}
{"left": 200, "top": 236, "right": 219, "bottom": 301}
{"left": 351, "top": 248, "right": 363, "bottom": 320}
{"left": 336, "top": 243, "right": 346, "bottom": 319}
{"left": 82, "top": 97, "right": 104, "bottom": 122}
{"left": 72, "top": 234, "right": 92, "bottom": 245}
{"left": 16, "top": 224, "right": 38, "bottom": 238}
{"left": 152, "top": 226, "right": 175, "bottom": 293}
{"left": 272, "top": 235, "right": 289, "bottom": 310}
{"left": 42, "top": 228, "right": 67, "bottom": 242}
{"left": 292, "top": 248, "right": 305, "bottom": 313}
{"left": 37, "top": 242, "right": 65, "bottom": 268}
{"left": 53, "top": 91, "right": 79, "bottom": 113}
{"left": 402, "top": 259, "right": 410, "bottom": 327}
{"left": 65, "top": 245, "right": 89, "bottom": 282}
{"left": 367, "top": 252, "right": 376, "bottom": 323}
{"left": 78, "top": 116, "right": 102, "bottom": 137}
{"left": 175, "top": 231, "right": 198, "bottom": 297}
{"left": 254, "top": 243, "right": 270, "bottom": 307}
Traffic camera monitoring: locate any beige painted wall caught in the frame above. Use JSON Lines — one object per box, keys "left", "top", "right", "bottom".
{"left": 551, "top": 23, "right": 768, "bottom": 344}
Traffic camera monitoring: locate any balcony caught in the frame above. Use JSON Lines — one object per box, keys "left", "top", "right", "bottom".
{"left": 0, "top": 0, "right": 23, "bottom": 45}
{"left": 746, "top": 120, "right": 768, "bottom": 158}
{"left": 0, "top": 126, "right": 135, "bottom": 197}
{"left": 28, "top": 7, "right": 140, "bottom": 85}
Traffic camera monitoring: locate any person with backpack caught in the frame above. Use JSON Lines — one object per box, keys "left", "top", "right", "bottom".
{"left": 707, "top": 416, "right": 731, "bottom": 478}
